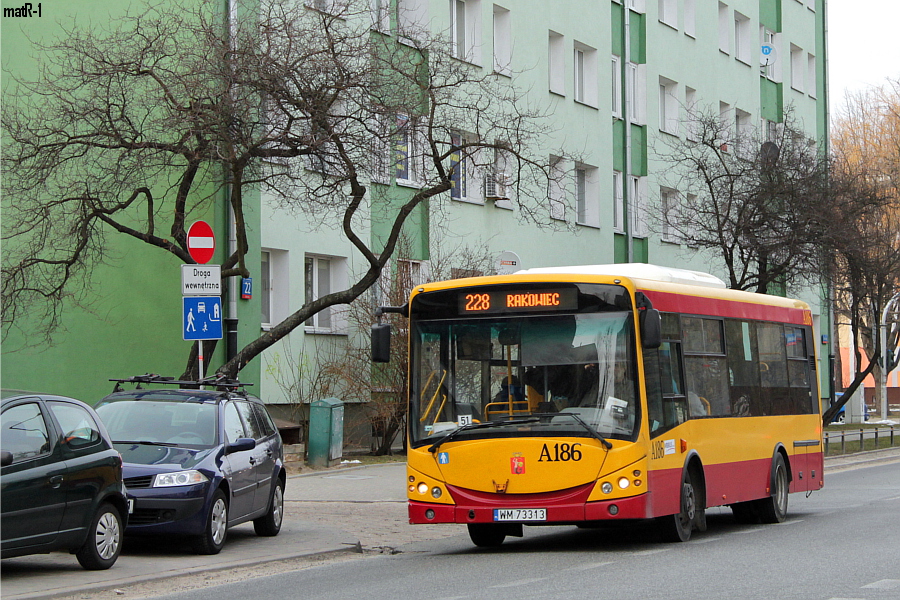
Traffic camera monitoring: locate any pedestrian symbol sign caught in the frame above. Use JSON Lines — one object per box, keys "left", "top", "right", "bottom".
{"left": 183, "top": 296, "right": 223, "bottom": 341}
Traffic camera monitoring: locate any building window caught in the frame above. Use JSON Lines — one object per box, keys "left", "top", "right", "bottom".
{"left": 630, "top": 175, "right": 648, "bottom": 238}
{"left": 394, "top": 113, "right": 421, "bottom": 186}
{"left": 719, "top": 101, "right": 732, "bottom": 149}
{"left": 451, "top": 0, "right": 482, "bottom": 64}
{"left": 370, "top": 0, "right": 389, "bottom": 31}
{"left": 575, "top": 164, "right": 599, "bottom": 227}
{"left": 306, "top": 0, "right": 348, "bottom": 15}
{"left": 449, "top": 132, "right": 480, "bottom": 204}
{"left": 548, "top": 31, "right": 565, "bottom": 95}
{"left": 684, "top": 86, "right": 698, "bottom": 141}
{"left": 574, "top": 42, "right": 598, "bottom": 107}
{"left": 760, "top": 29, "right": 776, "bottom": 79}
{"left": 733, "top": 11, "right": 751, "bottom": 64}
{"left": 661, "top": 188, "right": 679, "bottom": 243}
{"left": 492, "top": 5, "right": 511, "bottom": 76}
{"left": 612, "top": 55, "right": 622, "bottom": 118}
{"left": 549, "top": 155, "right": 566, "bottom": 221}
{"left": 659, "top": 76, "right": 678, "bottom": 135}
{"left": 807, "top": 53, "right": 817, "bottom": 98}
{"left": 734, "top": 108, "right": 751, "bottom": 155}
{"left": 658, "top": 0, "right": 677, "bottom": 29}
{"left": 718, "top": 2, "right": 730, "bottom": 54}
{"left": 683, "top": 0, "right": 696, "bottom": 37}
{"left": 484, "top": 146, "right": 512, "bottom": 207}
{"left": 626, "top": 62, "right": 646, "bottom": 125}
{"left": 261, "top": 249, "right": 288, "bottom": 329}
{"left": 304, "top": 255, "right": 347, "bottom": 332}
{"left": 613, "top": 170, "right": 624, "bottom": 232}
{"left": 397, "top": 0, "right": 429, "bottom": 40}
{"left": 790, "top": 44, "right": 804, "bottom": 92}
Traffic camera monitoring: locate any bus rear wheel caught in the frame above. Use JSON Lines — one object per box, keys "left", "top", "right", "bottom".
{"left": 467, "top": 523, "right": 506, "bottom": 547}
{"left": 658, "top": 470, "right": 699, "bottom": 542}
{"left": 756, "top": 453, "right": 789, "bottom": 524}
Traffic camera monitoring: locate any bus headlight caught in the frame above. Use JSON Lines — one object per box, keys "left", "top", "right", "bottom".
{"left": 431, "top": 486, "right": 442, "bottom": 499}
{"left": 417, "top": 483, "right": 428, "bottom": 494}
{"left": 601, "top": 482, "right": 613, "bottom": 494}
{"left": 617, "top": 477, "right": 630, "bottom": 490}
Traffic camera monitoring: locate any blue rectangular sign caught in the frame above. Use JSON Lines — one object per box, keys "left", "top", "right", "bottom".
{"left": 183, "top": 296, "right": 223, "bottom": 341}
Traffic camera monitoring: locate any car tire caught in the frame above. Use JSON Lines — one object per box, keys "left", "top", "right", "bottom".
{"left": 253, "top": 479, "right": 284, "bottom": 537}
{"left": 193, "top": 489, "right": 228, "bottom": 555}
{"left": 75, "top": 503, "right": 123, "bottom": 570}
{"left": 657, "top": 469, "right": 697, "bottom": 543}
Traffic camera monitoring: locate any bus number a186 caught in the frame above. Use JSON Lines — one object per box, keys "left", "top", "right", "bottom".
{"left": 538, "top": 442, "right": 582, "bottom": 462}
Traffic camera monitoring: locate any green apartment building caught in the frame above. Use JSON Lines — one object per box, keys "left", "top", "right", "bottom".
{"left": 3, "top": 0, "right": 829, "bottom": 444}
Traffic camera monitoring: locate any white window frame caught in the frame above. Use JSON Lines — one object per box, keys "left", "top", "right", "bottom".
{"left": 370, "top": 0, "right": 390, "bottom": 31}
{"left": 261, "top": 248, "right": 289, "bottom": 330}
{"left": 734, "top": 108, "right": 751, "bottom": 156}
{"left": 626, "top": 62, "right": 646, "bottom": 125}
{"left": 613, "top": 170, "right": 624, "bottom": 233}
{"left": 661, "top": 188, "right": 680, "bottom": 243}
{"left": 449, "top": 131, "right": 482, "bottom": 205}
{"left": 658, "top": 0, "right": 677, "bottom": 29}
{"left": 806, "top": 53, "right": 817, "bottom": 98}
{"left": 659, "top": 76, "right": 678, "bottom": 135}
{"left": 548, "top": 31, "right": 565, "bottom": 96}
{"left": 485, "top": 146, "right": 513, "bottom": 208}
{"left": 492, "top": 5, "right": 512, "bottom": 76}
{"left": 790, "top": 43, "right": 804, "bottom": 93}
{"left": 734, "top": 11, "right": 751, "bottom": 64}
{"left": 370, "top": 112, "right": 393, "bottom": 184}
{"left": 683, "top": 0, "right": 696, "bottom": 38}
{"left": 719, "top": 101, "right": 733, "bottom": 150}
{"left": 575, "top": 164, "right": 599, "bottom": 228}
{"left": 397, "top": 0, "right": 429, "bottom": 42}
{"left": 304, "top": 254, "right": 348, "bottom": 334}
{"left": 611, "top": 55, "right": 622, "bottom": 118}
{"left": 573, "top": 42, "right": 598, "bottom": 107}
{"left": 718, "top": 2, "right": 730, "bottom": 54}
{"left": 684, "top": 86, "right": 698, "bottom": 141}
{"left": 306, "top": 0, "right": 348, "bottom": 16}
{"left": 451, "top": 0, "right": 482, "bottom": 65}
{"left": 629, "top": 175, "right": 648, "bottom": 238}
{"left": 394, "top": 113, "right": 423, "bottom": 187}
{"left": 549, "top": 155, "right": 566, "bottom": 221}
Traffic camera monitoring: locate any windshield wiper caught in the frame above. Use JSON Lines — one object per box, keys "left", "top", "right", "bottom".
{"left": 114, "top": 440, "right": 177, "bottom": 447}
{"left": 427, "top": 418, "right": 541, "bottom": 454}
{"left": 533, "top": 412, "right": 613, "bottom": 450}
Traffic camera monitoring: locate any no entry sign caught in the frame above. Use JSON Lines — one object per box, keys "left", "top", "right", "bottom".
{"left": 187, "top": 221, "right": 216, "bottom": 264}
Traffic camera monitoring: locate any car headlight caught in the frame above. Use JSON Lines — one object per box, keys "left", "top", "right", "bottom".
{"left": 153, "top": 470, "right": 208, "bottom": 487}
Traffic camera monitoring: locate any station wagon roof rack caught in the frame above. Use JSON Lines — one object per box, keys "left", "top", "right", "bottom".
{"left": 109, "top": 374, "right": 253, "bottom": 393}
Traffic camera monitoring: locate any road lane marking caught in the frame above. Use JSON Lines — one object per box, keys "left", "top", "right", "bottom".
{"left": 862, "top": 579, "right": 900, "bottom": 589}
{"left": 565, "top": 561, "right": 616, "bottom": 571}
{"left": 489, "top": 578, "right": 547, "bottom": 588}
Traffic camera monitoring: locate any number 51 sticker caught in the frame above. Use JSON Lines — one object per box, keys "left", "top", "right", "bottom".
{"left": 458, "top": 414, "right": 472, "bottom": 426}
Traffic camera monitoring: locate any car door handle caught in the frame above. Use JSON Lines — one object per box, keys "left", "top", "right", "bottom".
{"left": 249, "top": 457, "right": 256, "bottom": 465}
{"left": 49, "top": 475, "right": 64, "bottom": 488}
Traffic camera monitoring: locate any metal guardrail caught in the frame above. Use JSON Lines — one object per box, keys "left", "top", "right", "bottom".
{"left": 824, "top": 426, "right": 897, "bottom": 456}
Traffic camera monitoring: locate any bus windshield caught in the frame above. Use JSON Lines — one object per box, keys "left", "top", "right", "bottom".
{"left": 410, "top": 312, "right": 639, "bottom": 448}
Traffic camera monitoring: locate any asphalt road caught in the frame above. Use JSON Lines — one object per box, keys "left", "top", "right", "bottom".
{"left": 2, "top": 448, "right": 899, "bottom": 600}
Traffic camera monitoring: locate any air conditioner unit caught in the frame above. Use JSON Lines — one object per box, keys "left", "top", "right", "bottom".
{"left": 483, "top": 173, "right": 509, "bottom": 200}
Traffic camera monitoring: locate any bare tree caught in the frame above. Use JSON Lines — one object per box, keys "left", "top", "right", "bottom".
{"left": 823, "top": 79, "right": 900, "bottom": 423}
{"left": 2, "top": 0, "right": 567, "bottom": 378}
{"left": 654, "top": 107, "right": 831, "bottom": 294}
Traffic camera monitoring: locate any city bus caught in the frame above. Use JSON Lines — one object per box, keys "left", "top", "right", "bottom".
{"left": 374, "top": 264, "right": 824, "bottom": 545}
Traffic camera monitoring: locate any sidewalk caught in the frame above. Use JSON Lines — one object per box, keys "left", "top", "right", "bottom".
{"left": 3, "top": 450, "right": 900, "bottom": 600}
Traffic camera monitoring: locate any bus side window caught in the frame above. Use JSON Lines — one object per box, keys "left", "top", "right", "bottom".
{"left": 646, "top": 342, "right": 687, "bottom": 437}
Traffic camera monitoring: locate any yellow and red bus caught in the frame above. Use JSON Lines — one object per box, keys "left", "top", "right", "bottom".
{"left": 377, "top": 264, "right": 823, "bottom": 545}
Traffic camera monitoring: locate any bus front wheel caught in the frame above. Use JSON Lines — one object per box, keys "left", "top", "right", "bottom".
{"left": 467, "top": 523, "right": 506, "bottom": 547}
{"left": 658, "top": 469, "right": 699, "bottom": 542}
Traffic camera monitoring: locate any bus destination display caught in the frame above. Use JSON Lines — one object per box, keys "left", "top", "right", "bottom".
{"left": 459, "top": 288, "right": 578, "bottom": 314}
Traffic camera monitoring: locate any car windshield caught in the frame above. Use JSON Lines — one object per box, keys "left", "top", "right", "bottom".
{"left": 95, "top": 396, "right": 218, "bottom": 448}
{"left": 409, "top": 311, "right": 639, "bottom": 448}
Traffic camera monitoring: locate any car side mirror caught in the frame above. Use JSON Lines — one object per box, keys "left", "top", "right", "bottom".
{"left": 225, "top": 437, "right": 256, "bottom": 454}
{"left": 1, "top": 450, "right": 13, "bottom": 467}
{"left": 640, "top": 308, "right": 662, "bottom": 349}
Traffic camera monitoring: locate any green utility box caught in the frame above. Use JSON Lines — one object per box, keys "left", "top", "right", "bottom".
{"left": 308, "top": 397, "right": 344, "bottom": 468}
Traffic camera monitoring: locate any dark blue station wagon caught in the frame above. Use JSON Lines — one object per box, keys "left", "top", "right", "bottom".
{"left": 95, "top": 377, "right": 285, "bottom": 554}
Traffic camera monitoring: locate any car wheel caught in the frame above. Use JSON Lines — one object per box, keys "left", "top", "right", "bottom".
{"left": 193, "top": 489, "right": 228, "bottom": 555}
{"left": 756, "top": 453, "right": 789, "bottom": 524}
{"left": 75, "top": 503, "right": 123, "bottom": 570}
{"left": 253, "top": 479, "right": 284, "bottom": 537}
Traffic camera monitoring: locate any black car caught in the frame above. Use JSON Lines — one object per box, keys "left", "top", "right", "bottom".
{"left": 94, "top": 375, "right": 285, "bottom": 555}
{"left": 1, "top": 390, "right": 127, "bottom": 570}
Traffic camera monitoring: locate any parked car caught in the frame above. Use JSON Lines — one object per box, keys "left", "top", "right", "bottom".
{"left": 94, "top": 375, "right": 285, "bottom": 555}
{"left": 1, "top": 390, "right": 127, "bottom": 570}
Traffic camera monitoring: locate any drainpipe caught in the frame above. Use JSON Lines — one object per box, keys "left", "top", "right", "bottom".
{"left": 224, "top": 0, "right": 239, "bottom": 362}
{"left": 624, "top": 4, "right": 633, "bottom": 263}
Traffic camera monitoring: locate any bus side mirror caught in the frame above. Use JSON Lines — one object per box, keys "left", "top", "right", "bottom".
{"left": 640, "top": 308, "right": 662, "bottom": 349}
{"left": 372, "top": 323, "right": 392, "bottom": 363}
